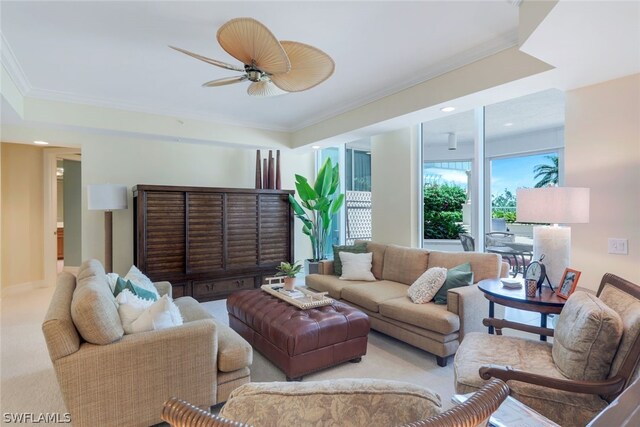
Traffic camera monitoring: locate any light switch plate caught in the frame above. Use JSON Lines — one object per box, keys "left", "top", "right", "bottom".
{"left": 608, "top": 238, "right": 629, "bottom": 255}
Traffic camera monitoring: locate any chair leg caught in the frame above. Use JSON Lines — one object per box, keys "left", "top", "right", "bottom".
{"left": 436, "top": 356, "right": 447, "bottom": 367}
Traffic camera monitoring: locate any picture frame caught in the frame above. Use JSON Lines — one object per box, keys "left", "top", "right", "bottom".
{"left": 556, "top": 268, "right": 581, "bottom": 299}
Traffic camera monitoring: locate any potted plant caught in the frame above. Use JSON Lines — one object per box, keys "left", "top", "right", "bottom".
{"left": 288, "top": 158, "right": 345, "bottom": 274}
{"left": 276, "top": 261, "right": 303, "bottom": 290}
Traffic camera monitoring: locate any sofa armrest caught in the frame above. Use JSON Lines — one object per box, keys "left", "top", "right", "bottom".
{"left": 154, "top": 281, "right": 173, "bottom": 298}
{"left": 317, "top": 260, "right": 334, "bottom": 275}
{"left": 447, "top": 285, "right": 488, "bottom": 340}
{"left": 54, "top": 319, "right": 218, "bottom": 427}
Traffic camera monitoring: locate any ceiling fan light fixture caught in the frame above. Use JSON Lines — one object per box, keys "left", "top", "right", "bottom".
{"left": 247, "top": 80, "right": 288, "bottom": 97}
{"left": 173, "top": 17, "right": 334, "bottom": 96}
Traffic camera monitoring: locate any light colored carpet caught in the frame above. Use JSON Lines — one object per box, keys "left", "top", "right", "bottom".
{"left": 1, "top": 285, "right": 457, "bottom": 427}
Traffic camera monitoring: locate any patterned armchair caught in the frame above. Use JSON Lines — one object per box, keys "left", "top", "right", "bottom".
{"left": 454, "top": 273, "right": 640, "bottom": 427}
{"left": 161, "top": 378, "right": 510, "bottom": 427}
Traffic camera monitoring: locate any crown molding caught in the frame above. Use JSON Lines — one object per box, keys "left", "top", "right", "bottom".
{"left": 3, "top": 29, "right": 518, "bottom": 136}
{"left": 290, "top": 30, "right": 519, "bottom": 132}
{"left": 24, "top": 86, "right": 291, "bottom": 133}
{"left": 0, "top": 32, "right": 32, "bottom": 96}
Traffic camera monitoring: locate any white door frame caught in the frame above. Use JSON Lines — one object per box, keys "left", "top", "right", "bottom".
{"left": 43, "top": 147, "right": 81, "bottom": 287}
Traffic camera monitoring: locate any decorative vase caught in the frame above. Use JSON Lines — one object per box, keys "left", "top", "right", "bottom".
{"left": 283, "top": 276, "right": 295, "bottom": 291}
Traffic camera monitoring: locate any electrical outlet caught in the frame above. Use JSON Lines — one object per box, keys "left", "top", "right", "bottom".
{"left": 608, "top": 238, "right": 629, "bottom": 255}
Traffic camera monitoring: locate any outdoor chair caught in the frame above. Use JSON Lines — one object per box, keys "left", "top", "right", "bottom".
{"left": 459, "top": 233, "right": 475, "bottom": 252}
{"left": 454, "top": 273, "right": 640, "bottom": 427}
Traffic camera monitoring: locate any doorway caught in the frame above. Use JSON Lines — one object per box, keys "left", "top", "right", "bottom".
{"left": 44, "top": 148, "right": 81, "bottom": 286}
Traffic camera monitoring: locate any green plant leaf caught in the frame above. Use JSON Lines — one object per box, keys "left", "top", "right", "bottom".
{"left": 330, "top": 194, "right": 345, "bottom": 215}
{"left": 295, "top": 178, "right": 317, "bottom": 202}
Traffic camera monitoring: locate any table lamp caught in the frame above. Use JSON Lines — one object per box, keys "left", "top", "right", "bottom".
{"left": 516, "top": 187, "right": 589, "bottom": 287}
{"left": 87, "top": 184, "right": 128, "bottom": 272}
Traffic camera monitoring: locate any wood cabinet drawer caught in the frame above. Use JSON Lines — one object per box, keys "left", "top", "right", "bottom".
{"left": 170, "top": 282, "right": 191, "bottom": 299}
{"left": 192, "top": 276, "right": 256, "bottom": 301}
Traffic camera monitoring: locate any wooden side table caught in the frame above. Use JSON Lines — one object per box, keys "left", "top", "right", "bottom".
{"left": 477, "top": 278, "right": 566, "bottom": 341}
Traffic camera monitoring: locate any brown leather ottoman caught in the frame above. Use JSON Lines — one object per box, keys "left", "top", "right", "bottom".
{"left": 227, "top": 289, "right": 370, "bottom": 380}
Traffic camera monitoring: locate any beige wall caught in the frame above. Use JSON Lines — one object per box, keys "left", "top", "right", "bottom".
{"left": 1, "top": 143, "right": 45, "bottom": 289}
{"left": 565, "top": 73, "right": 640, "bottom": 289}
{"left": 81, "top": 135, "right": 314, "bottom": 276}
{"left": 371, "top": 126, "right": 420, "bottom": 247}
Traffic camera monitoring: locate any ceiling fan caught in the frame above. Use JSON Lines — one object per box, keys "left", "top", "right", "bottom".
{"left": 171, "top": 17, "right": 335, "bottom": 97}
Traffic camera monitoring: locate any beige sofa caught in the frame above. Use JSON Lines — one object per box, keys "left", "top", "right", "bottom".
{"left": 42, "top": 260, "right": 252, "bottom": 427}
{"left": 306, "top": 242, "right": 508, "bottom": 367}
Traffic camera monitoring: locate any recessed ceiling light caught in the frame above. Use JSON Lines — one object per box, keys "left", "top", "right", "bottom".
{"left": 34, "top": 140, "right": 49, "bottom": 145}
{"left": 440, "top": 107, "right": 456, "bottom": 113}
{"left": 503, "top": 122, "right": 514, "bottom": 127}
{"left": 311, "top": 145, "right": 321, "bottom": 150}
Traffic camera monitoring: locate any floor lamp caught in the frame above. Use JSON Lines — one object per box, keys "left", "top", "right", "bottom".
{"left": 87, "top": 184, "right": 128, "bottom": 273}
{"left": 516, "top": 187, "right": 590, "bottom": 287}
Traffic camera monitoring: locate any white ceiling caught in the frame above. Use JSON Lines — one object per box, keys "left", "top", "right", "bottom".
{"left": 0, "top": 1, "right": 520, "bottom": 132}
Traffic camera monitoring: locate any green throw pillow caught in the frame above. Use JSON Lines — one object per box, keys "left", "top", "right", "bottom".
{"left": 433, "top": 263, "right": 474, "bottom": 304}
{"left": 113, "top": 277, "right": 158, "bottom": 301}
{"left": 332, "top": 242, "right": 368, "bottom": 276}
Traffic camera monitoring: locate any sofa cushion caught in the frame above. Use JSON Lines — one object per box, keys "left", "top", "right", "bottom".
{"left": 174, "top": 297, "right": 253, "bottom": 372}
{"left": 379, "top": 297, "right": 460, "bottom": 335}
{"left": 220, "top": 379, "right": 442, "bottom": 427}
{"left": 358, "top": 240, "right": 387, "bottom": 279}
{"left": 305, "top": 274, "right": 370, "bottom": 299}
{"left": 427, "top": 251, "right": 501, "bottom": 282}
{"left": 407, "top": 267, "right": 447, "bottom": 304}
{"left": 341, "top": 281, "right": 409, "bottom": 313}
{"left": 76, "top": 259, "right": 106, "bottom": 284}
{"left": 552, "top": 291, "right": 623, "bottom": 381}
{"left": 381, "top": 245, "right": 429, "bottom": 285}
{"left": 71, "top": 277, "right": 124, "bottom": 345}
{"left": 340, "top": 252, "right": 376, "bottom": 281}
{"left": 433, "top": 263, "right": 474, "bottom": 305}
{"left": 333, "top": 242, "right": 367, "bottom": 276}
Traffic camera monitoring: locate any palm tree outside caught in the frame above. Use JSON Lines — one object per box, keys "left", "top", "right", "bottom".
{"left": 533, "top": 155, "right": 558, "bottom": 188}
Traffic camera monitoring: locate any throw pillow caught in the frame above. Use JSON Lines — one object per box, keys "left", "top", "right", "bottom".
{"left": 407, "top": 267, "right": 447, "bottom": 304}
{"left": 116, "top": 289, "right": 154, "bottom": 334}
{"left": 552, "top": 291, "right": 623, "bottom": 381}
{"left": 106, "top": 272, "right": 119, "bottom": 293}
{"left": 339, "top": 252, "right": 376, "bottom": 281}
{"left": 130, "top": 295, "right": 183, "bottom": 334}
{"left": 333, "top": 242, "right": 368, "bottom": 276}
{"left": 433, "top": 263, "right": 474, "bottom": 304}
{"left": 124, "top": 265, "right": 160, "bottom": 299}
{"left": 113, "top": 277, "right": 158, "bottom": 301}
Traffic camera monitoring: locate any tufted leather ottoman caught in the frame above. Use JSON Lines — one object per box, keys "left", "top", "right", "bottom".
{"left": 227, "top": 289, "right": 370, "bottom": 380}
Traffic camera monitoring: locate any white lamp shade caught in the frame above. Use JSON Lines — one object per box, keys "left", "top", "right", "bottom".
{"left": 516, "top": 187, "right": 590, "bottom": 224}
{"left": 87, "top": 184, "right": 128, "bottom": 211}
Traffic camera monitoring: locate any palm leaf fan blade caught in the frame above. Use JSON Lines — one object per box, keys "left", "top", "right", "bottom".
{"left": 271, "top": 41, "right": 335, "bottom": 92}
{"left": 216, "top": 17, "right": 290, "bottom": 75}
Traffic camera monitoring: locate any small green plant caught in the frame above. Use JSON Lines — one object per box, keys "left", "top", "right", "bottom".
{"left": 275, "top": 261, "right": 302, "bottom": 278}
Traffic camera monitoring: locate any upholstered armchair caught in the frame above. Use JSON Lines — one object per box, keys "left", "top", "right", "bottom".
{"left": 454, "top": 273, "right": 640, "bottom": 427}
{"left": 161, "top": 378, "right": 510, "bottom": 427}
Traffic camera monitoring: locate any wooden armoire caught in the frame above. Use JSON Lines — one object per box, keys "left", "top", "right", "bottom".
{"left": 133, "top": 185, "right": 294, "bottom": 301}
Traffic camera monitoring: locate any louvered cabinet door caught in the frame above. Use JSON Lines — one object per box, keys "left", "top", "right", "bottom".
{"left": 187, "top": 193, "right": 223, "bottom": 273}
{"left": 143, "top": 192, "right": 185, "bottom": 276}
{"left": 226, "top": 194, "right": 258, "bottom": 268}
{"left": 259, "top": 194, "right": 292, "bottom": 265}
